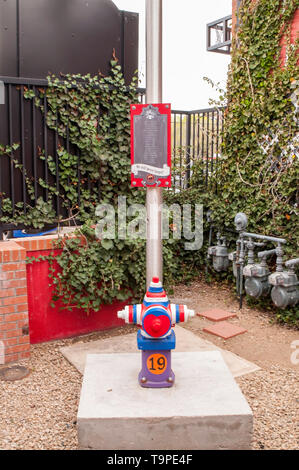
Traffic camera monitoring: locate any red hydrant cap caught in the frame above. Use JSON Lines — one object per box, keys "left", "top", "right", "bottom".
{"left": 143, "top": 313, "right": 171, "bottom": 338}
{"left": 152, "top": 318, "right": 162, "bottom": 332}
{"left": 152, "top": 277, "right": 160, "bottom": 283}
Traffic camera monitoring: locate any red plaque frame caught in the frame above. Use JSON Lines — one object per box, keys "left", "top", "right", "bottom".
{"left": 130, "top": 103, "right": 171, "bottom": 188}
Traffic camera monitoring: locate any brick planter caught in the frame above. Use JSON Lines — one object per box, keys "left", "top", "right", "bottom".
{"left": 0, "top": 235, "right": 129, "bottom": 363}
{"left": 0, "top": 241, "right": 30, "bottom": 364}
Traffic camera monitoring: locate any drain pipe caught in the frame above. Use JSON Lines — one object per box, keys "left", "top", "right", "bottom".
{"left": 146, "top": 0, "right": 163, "bottom": 287}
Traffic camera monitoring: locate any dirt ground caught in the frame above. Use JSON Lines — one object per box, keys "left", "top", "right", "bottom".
{"left": 170, "top": 279, "right": 299, "bottom": 371}
{"left": 0, "top": 278, "right": 298, "bottom": 450}
{"left": 171, "top": 279, "right": 299, "bottom": 450}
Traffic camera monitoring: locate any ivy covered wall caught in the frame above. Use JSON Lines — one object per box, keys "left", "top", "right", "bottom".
{"left": 208, "top": 0, "right": 298, "bottom": 256}
{"left": 188, "top": 0, "right": 299, "bottom": 324}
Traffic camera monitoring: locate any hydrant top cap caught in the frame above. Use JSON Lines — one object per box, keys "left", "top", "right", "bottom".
{"left": 152, "top": 277, "right": 160, "bottom": 283}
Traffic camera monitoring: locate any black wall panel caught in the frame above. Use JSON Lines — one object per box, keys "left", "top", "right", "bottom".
{"left": 0, "top": 0, "right": 138, "bottom": 84}
{"left": 0, "top": 0, "right": 18, "bottom": 76}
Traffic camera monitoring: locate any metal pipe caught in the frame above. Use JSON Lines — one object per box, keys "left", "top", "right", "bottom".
{"left": 258, "top": 249, "right": 277, "bottom": 259}
{"left": 285, "top": 258, "right": 299, "bottom": 268}
{"left": 146, "top": 0, "right": 163, "bottom": 287}
{"left": 245, "top": 237, "right": 255, "bottom": 265}
{"left": 238, "top": 237, "right": 245, "bottom": 308}
{"left": 205, "top": 225, "right": 213, "bottom": 277}
{"left": 275, "top": 243, "right": 284, "bottom": 272}
{"left": 242, "top": 232, "right": 286, "bottom": 244}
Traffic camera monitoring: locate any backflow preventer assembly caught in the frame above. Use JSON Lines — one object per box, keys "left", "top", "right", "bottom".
{"left": 206, "top": 212, "right": 299, "bottom": 309}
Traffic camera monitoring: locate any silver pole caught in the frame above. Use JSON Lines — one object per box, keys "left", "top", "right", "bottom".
{"left": 146, "top": 0, "right": 163, "bottom": 287}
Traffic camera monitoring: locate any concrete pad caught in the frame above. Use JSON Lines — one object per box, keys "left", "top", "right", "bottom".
{"left": 198, "top": 308, "right": 237, "bottom": 322}
{"left": 203, "top": 321, "right": 247, "bottom": 339}
{"left": 77, "top": 351, "right": 253, "bottom": 450}
{"left": 60, "top": 325, "right": 260, "bottom": 378}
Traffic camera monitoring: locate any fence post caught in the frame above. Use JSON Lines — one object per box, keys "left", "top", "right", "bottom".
{"left": 186, "top": 113, "right": 191, "bottom": 186}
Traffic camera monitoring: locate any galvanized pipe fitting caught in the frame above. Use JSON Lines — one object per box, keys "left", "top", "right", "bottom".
{"left": 258, "top": 249, "right": 277, "bottom": 259}
{"left": 242, "top": 232, "right": 286, "bottom": 244}
{"left": 285, "top": 258, "right": 299, "bottom": 269}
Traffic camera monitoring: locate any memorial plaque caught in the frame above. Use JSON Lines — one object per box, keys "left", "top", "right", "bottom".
{"left": 131, "top": 103, "right": 171, "bottom": 188}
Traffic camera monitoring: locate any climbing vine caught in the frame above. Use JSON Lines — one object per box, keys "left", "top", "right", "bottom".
{"left": 207, "top": 0, "right": 299, "bottom": 255}
{"left": 187, "top": 0, "right": 299, "bottom": 324}
{"left": 1, "top": 55, "right": 197, "bottom": 313}
{"left": 0, "top": 53, "right": 142, "bottom": 227}
{"left": 1, "top": 1, "right": 298, "bottom": 322}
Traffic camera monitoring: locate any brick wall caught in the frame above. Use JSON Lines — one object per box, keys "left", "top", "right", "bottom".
{"left": 0, "top": 241, "right": 30, "bottom": 364}
{"left": 0, "top": 236, "right": 62, "bottom": 364}
{"left": 280, "top": 8, "right": 299, "bottom": 66}
{"left": 232, "top": 0, "right": 299, "bottom": 60}
{"left": 0, "top": 233, "right": 78, "bottom": 363}
{"left": 232, "top": 0, "right": 238, "bottom": 34}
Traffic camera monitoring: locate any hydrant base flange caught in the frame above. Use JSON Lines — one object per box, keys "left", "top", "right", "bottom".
{"left": 137, "top": 330, "right": 176, "bottom": 388}
{"left": 138, "top": 349, "right": 175, "bottom": 388}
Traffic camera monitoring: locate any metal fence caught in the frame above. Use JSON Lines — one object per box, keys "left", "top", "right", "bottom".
{"left": 0, "top": 76, "right": 146, "bottom": 236}
{"left": 0, "top": 77, "right": 223, "bottom": 235}
{"left": 171, "top": 108, "right": 223, "bottom": 190}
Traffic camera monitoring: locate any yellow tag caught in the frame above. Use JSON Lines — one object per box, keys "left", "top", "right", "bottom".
{"left": 147, "top": 353, "right": 167, "bottom": 375}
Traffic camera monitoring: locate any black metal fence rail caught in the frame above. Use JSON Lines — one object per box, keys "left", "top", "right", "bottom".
{"left": 0, "top": 76, "right": 223, "bottom": 235}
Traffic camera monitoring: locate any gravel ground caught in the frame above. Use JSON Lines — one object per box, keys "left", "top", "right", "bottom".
{"left": 0, "top": 338, "right": 81, "bottom": 450}
{"left": 0, "top": 282, "right": 298, "bottom": 450}
{"left": 237, "top": 368, "right": 298, "bottom": 450}
{"left": 0, "top": 326, "right": 136, "bottom": 450}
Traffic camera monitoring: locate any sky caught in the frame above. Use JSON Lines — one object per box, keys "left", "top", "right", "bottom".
{"left": 112, "top": 0, "right": 232, "bottom": 110}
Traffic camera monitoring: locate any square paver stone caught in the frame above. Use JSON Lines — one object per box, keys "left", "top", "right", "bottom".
{"left": 198, "top": 309, "right": 237, "bottom": 322}
{"left": 77, "top": 351, "right": 253, "bottom": 450}
{"left": 61, "top": 325, "right": 260, "bottom": 378}
{"left": 203, "top": 321, "right": 247, "bottom": 339}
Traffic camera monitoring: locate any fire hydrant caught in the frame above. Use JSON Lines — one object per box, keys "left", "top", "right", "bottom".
{"left": 117, "top": 277, "right": 194, "bottom": 388}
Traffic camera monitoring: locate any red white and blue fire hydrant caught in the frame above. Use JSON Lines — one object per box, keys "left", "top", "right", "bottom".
{"left": 117, "top": 277, "right": 194, "bottom": 388}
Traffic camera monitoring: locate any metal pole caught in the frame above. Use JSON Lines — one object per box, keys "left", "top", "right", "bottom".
{"left": 146, "top": 0, "right": 163, "bottom": 287}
